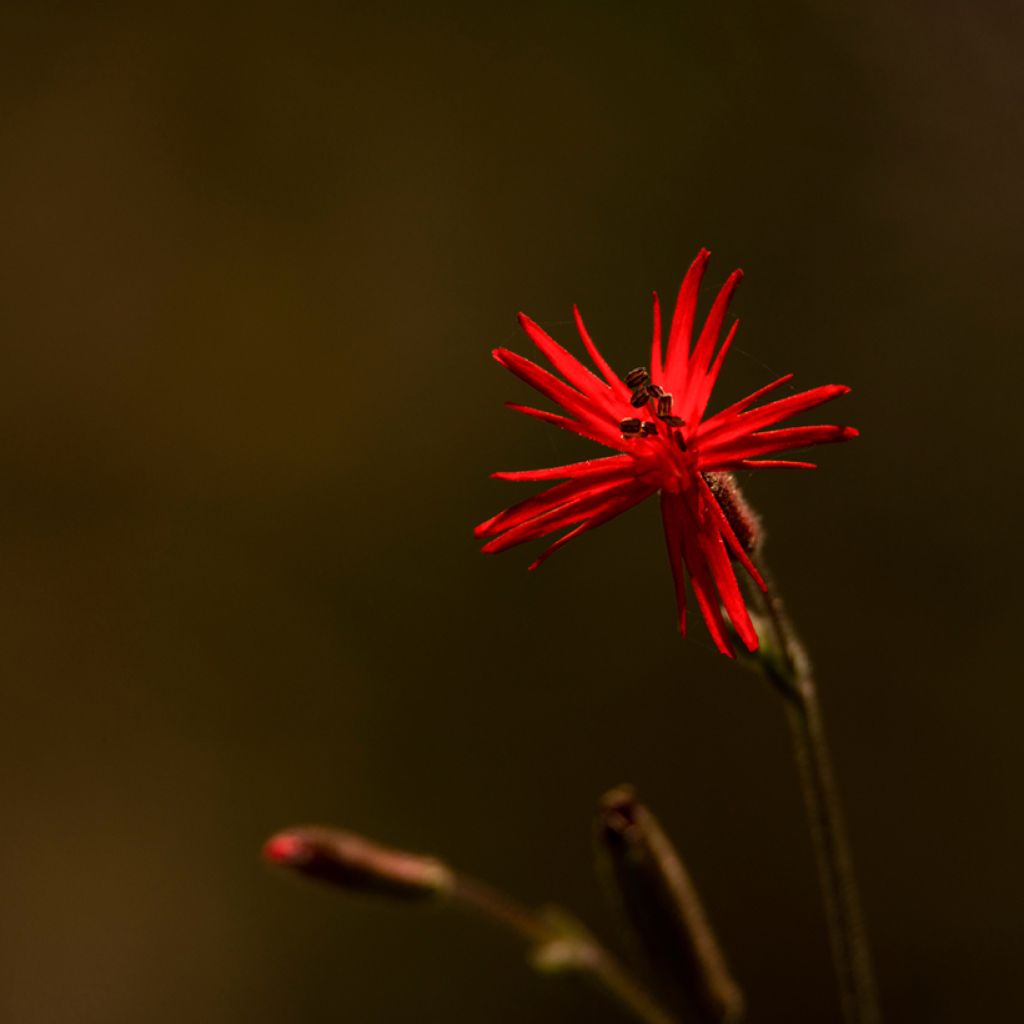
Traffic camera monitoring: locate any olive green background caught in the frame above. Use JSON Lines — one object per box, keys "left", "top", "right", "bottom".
{"left": 1, "top": 2, "right": 1021, "bottom": 1021}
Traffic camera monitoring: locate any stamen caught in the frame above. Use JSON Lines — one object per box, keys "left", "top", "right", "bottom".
{"left": 661, "top": 415, "right": 685, "bottom": 427}
{"left": 619, "top": 417, "right": 643, "bottom": 435}
{"left": 629, "top": 386, "right": 651, "bottom": 408}
{"left": 641, "top": 421, "right": 659, "bottom": 436}
{"left": 624, "top": 367, "right": 650, "bottom": 389}
{"left": 674, "top": 432, "right": 688, "bottom": 451}
{"left": 647, "top": 384, "right": 666, "bottom": 400}
{"left": 655, "top": 394, "right": 673, "bottom": 418}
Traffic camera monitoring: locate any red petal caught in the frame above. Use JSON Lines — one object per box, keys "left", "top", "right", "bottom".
{"left": 481, "top": 479, "right": 653, "bottom": 554}
{"left": 529, "top": 488, "right": 651, "bottom": 570}
{"left": 699, "top": 519, "right": 759, "bottom": 651}
{"left": 703, "top": 373, "right": 795, "bottom": 424}
{"left": 504, "top": 402, "right": 626, "bottom": 450}
{"left": 685, "top": 269, "right": 743, "bottom": 390}
{"left": 704, "top": 424, "right": 858, "bottom": 462}
{"left": 650, "top": 291, "right": 663, "bottom": 380}
{"left": 701, "top": 384, "right": 851, "bottom": 445}
{"left": 712, "top": 459, "right": 818, "bottom": 471}
{"left": 696, "top": 476, "right": 766, "bottom": 592}
{"left": 684, "top": 319, "right": 739, "bottom": 425}
{"left": 476, "top": 465, "right": 637, "bottom": 539}
{"left": 476, "top": 480, "right": 593, "bottom": 540}
{"left": 664, "top": 249, "right": 710, "bottom": 392}
{"left": 659, "top": 491, "right": 688, "bottom": 635}
{"left": 573, "top": 306, "right": 632, "bottom": 402}
{"left": 516, "top": 313, "right": 610, "bottom": 398}
{"left": 493, "top": 347, "right": 598, "bottom": 424}
{"left": 680, "top": 517, "right": 735, "bottom": 658}
{"left": 492, "top": 454, "right": 634, "bottom": 482}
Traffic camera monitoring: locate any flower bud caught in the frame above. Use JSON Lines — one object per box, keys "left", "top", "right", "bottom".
{"left": 264, "top": 826, "right": 454, "bottom": 901}
{"left": 597, "top": 786, "right": 744, "bottom": 1024}
{"left": 703, "top": 472, "right": 762, "bottom": 555}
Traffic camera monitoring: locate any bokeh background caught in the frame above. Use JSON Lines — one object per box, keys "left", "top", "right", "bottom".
{"left": 1, "top": 2, "right": 1021, "bottom": 1021}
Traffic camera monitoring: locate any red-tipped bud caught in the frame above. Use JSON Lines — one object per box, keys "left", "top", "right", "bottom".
{"left": 263, "top": 826, "right": 453, "bottom": 901}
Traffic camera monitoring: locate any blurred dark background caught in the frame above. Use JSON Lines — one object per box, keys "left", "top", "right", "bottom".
{"left": 1, "top": 2, "right": 1021, "bottom": 1021}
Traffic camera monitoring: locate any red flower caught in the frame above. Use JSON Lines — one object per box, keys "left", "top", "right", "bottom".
{"left": 476, "top": 250, "right": 857, "bottom": 657}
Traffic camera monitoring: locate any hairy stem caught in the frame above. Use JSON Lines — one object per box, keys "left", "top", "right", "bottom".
{"left": 749, "top": 570, "right": 880, "bottom": 1024}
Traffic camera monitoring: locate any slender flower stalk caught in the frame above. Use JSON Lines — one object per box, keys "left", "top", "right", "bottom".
{"left": 265, "top": 825, "right": 679, "bottom": 1024}
{"left": 743, "top": 569, "right": 881, "bottom": 1024}
{"left": 451, "top": 875, "right": 680, "bottom": 1024}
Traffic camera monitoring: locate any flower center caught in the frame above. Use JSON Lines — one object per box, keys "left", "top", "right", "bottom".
{"left": 619, "top": 366, "right": 696, "bottom": 492}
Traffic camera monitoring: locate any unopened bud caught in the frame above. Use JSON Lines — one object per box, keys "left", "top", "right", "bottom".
{"left": 597, "top": 786, "right": 744, "bottom": 1024}
{"left": 264, "top": 826, "right": 454, "bottom": 901}
{"left": 703, "top": 472, "right": 762, "bottom": 555}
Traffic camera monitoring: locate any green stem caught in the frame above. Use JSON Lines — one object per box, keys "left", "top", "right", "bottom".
{"left": 750, "top": 571, "right": 880, "bottom": 1024}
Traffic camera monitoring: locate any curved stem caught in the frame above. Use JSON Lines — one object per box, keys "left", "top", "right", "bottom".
{"left": 451, "top": 874, "right": 680, "bottom": 1024}
{"left": 749, "top": 570, "right": 880, "bottom": 1024}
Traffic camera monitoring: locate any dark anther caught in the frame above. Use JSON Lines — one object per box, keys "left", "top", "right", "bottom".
{"left": 674, "top": 432, "right": 688, "bottom": 451}
{"left": 661, "top": 415, "right": 686, "bottom": 427}
{"left": 624, "top": 367, "right": 650, "bottom": 389}
{"left": 655, "top": 394, "right": 673, "bottom": 418}
{"left": 619, "top": 417, "right": 643, "bottom": 435}
{"left": 641, "top": 421, "right": 659, "bottom": 436}
{"left": 630, "top": 386, "right": 651, "bottom": 408}
{"left": 647, "top": 383, "right": 666, "bottom": 400}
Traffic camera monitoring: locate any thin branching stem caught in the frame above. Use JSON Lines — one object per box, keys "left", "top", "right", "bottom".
{"left": 451, "top": 874, "right": 681, "bottom": 1024}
